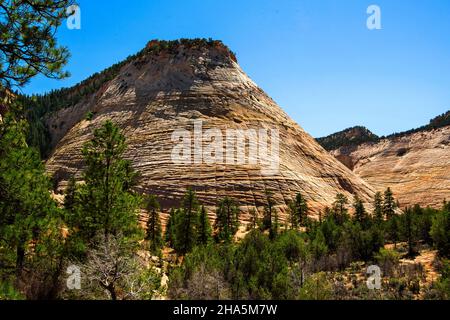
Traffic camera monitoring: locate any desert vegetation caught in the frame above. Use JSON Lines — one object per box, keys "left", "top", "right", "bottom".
{"left": 0, "top": 0, "right": 448, "bottom": 302}
{"left": 1, "top": 114, "right": 449, "bottom": 300}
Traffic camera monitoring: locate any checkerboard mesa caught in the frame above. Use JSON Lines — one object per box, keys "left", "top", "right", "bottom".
{"left": 44, "top": 38, "right": 375, "bottom": 222}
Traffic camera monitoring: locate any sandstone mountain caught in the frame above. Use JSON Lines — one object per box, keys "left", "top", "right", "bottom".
{"left": 319, "top": 112, "right": 450, "bottom": 209}
{"left": 44, "top": 39, "right": 375, "bottom": 221}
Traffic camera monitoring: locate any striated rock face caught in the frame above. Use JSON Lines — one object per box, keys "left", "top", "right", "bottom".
{"left": 331, "top": 126, "right": 450, "bottom": 209}
{"left": 45, "top": 40, "right": 375, "bottom": 221}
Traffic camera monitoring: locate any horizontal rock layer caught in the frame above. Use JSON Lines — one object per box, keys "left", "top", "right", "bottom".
{"left": 331, "top": 126, "right": 450, "bottom": 209}
{"left": 45, "top": 42, "right": 375, "bottom": 222}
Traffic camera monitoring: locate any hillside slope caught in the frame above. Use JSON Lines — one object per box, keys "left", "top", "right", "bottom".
{"left": 321, "top": 114, "right": 450, "bottom": 208}
{"left": 44, "top": 39, "right": 376, "bottom": 221}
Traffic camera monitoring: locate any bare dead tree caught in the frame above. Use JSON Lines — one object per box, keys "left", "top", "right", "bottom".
{"left": 78, "top": 234, "right": 161, "bottom": 300}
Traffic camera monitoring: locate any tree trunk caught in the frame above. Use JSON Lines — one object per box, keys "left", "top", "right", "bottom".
{"left": 108, "top": 284, "right": 117, "bottom": 300}
{"left": 16, "top": 244, "right": 25, "bottom": 276}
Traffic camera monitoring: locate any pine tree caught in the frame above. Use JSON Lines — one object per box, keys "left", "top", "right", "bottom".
{"left": 383, "top": 187, "right": 397, "bottom": 220}
{"left": 373, "top": 192, "right": 384, "bottom": 223}
{"left": 263, "top": 191, "right": 276, "bottom": 232}
{"left": 402, "top": 207, "right": 417, "bottom": 257}
{"left": 68, "top": 121, "right": 142, "bottom": 248}
{"left": 164, "top": 208, "right": 177, "bottom": 247}
{"left": 0, "top": 0, "right": 72, "bottom": 88}
{"left": 270, "top": 210, "right": 279, "bottom": 240}
{"left": 0, "top": 112, "right": 60, "bottom": 275}
{"left": 333, "top": 193, "right": 349, "bottom": 225}
{"left": 288, "top": 201, "right": 298, "bottom": 230}
{"left": 215, "top": 197, "right": 240, "bottom": 242}
{"left": 145, "top": 195, "right": 162, "bottom": 254}
{"left": 387, "top": 215, "right": 400, "bottom": 249}
{"left": 310, "top": 230, "right": 328, "bottom": 260}
{"left": 294, "top": 193, "right": 309, "bottom": 227}
{"left": 353, "top": 195, "right": 367, "bottom": 225}
{"left": 174, "top": 188, "right": 200, "bottom": 254}
{"left": 198, "top": 206, "right": 212, "bottom": 245}
{"left": 430, "top": 209, "right": 450, "bottom": 257}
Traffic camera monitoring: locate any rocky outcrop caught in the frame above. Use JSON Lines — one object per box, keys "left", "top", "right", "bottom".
{"left": 331, "top": 126, "right": 450, "bottom": 208}
{"left": 45, "top": 40, "right": 375, "bottom": 221}
{"left": 317, "top": 126, "right": 379, "bottom": 152}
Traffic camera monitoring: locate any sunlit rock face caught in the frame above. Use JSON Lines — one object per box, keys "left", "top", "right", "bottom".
{"left": 45, "top": 40, "right": 375, "bottom": 222}
{"left": 331, "top": 126, "right": 450, "bottom": 209}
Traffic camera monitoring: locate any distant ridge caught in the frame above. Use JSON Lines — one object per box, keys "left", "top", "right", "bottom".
{"left": 317, "top": 110, "right": 450, "bottom": 151}
{"left": 316, "top": 126, "right": 379, "bottom": 151}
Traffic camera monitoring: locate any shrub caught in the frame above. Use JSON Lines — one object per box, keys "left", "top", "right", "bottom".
{"left": 298, "top": 272, "right": 333, "bottom": 300}
{"left": 375, "top": 248, "right": 400, "bottom": 276}
{"left": 0, "top": 281, "right": 24, "bottom": 300}
{"left": 430, "top": 210, "right": 450, "bottom": 257}
{"left": 85, "top": 111, "right": 94, "bottom": 121}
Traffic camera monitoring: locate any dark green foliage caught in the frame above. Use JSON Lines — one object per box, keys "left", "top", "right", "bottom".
{"left": 353, "top": 195, "right": 367, "bottom": 225}
{"left": 319, "top": 215, "right": 341, "bottom": 252}
{"left": 144, "top": 195, "right": 162, "bottom": 254}
{"left": 309, "top": 229, "right": 328, "bottom": 260}
{"left": 333, "top": 193, "right": 349, "bottom": 225}
{"left": 287, "top": 201, "right": 297, "bottom": 230}
{"left": 402, "top": 207, "right": 418, "bottom": 257}
{"left": 85, "top": 111, "right": 94, "bottom": 121}
{"left": 66, "top": 121, "right": 142, "bottom": 253}
{"left": 169, "top": 229, "right": 330, "bottom": 300}
{"left": 375, "top": 248, "right": 400, "bottom": 275}
{"left": 174, "top": 189, "right": 200, "bottom": 254}
{"left": 431, "top": 209, "right": 450, "bottom": 257}
{"left": 231, "top": 230, "right": 288, "bottom": 299}
{"left": 164, "top": 209, "right": 177, "bottom": 247}
{"left": 0, "top": 280, "right": 24, "bottom": 300}
{"left": 275, "top": 230, "right": 308, "bottom": 262}
{"left": 0, "top": 0, "right": 72, "bottom": 88}
{"left": 198, "top": 206, "right": 212, "bottom": 246}
{"left": 215, "top": 197, "right": 240, "bottom": 242}
{"left": 383, "top": 187, "right": 397, "bottom": 220}
{"left": 316, "top": 126, "right": 379, "bottom": 151}
{"left": 290, "top": 193, "right": 308, "bottom": 228}
{"left": 0, "top": 112, "right": 61, "bottom": 274}
{"left": 384, "top": 110, "right": 450, "bottom": 140}
{"left": 414, "top": 206, "right": 435, "bottom": 245}
{"left": 262, "top": 192, "right": 279, "bottom": 240}
{"left": 165, "top": 192, "right": 450, "bottom": 301}
{"left": 0, "top": 111, "right": 68, "bottom": 300}
{"left": 373, "top": 191, "right": 384, "bottom": 223}
{"left": 342, "top": 222, "right": 384, "bottom": 262}
{"left": 387, "top": 215, "right": 400, "bottom": 247}
{"left": 443, "top": 200, "right": 450, "bottom": 212}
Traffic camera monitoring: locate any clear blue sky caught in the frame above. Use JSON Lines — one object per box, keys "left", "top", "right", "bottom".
{"left": 22, "top": 0, "right": 450, "bottom": 137}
